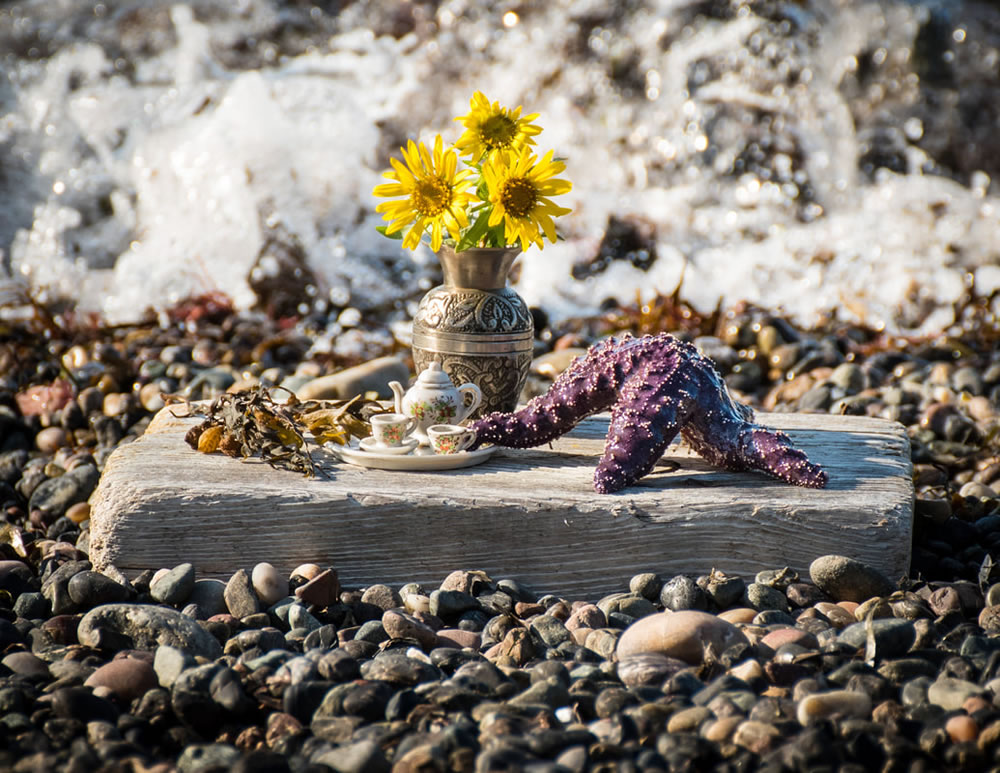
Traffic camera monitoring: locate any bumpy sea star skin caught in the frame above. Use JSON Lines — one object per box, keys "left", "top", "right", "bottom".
{"left": 469, "top": 333, "right": 828, "bottom": 493}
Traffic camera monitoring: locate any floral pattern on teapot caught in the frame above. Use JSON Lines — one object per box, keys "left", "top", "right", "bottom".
{"left": 409, "top": 395, "right": 458, "bottom": 424}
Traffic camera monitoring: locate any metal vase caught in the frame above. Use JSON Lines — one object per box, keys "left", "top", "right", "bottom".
{"left": 411, "top": 245, "right": 533, "bottom": 417}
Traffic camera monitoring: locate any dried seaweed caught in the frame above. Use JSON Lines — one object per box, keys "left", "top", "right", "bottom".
{"left": 175, "top": 385, "right": 384, "bottom": 476}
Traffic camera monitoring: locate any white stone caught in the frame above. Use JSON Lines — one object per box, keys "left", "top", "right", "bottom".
{"left": 251, "top": 562, "right": 287, "bottom": 606}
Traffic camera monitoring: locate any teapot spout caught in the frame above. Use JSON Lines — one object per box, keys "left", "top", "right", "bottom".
{"left": 388, "top": 380, "right": 405, "bottom": 414}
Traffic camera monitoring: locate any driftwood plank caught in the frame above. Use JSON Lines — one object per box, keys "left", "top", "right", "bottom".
{"left": 89, "top": 407, "right": 913, "bottom": 600}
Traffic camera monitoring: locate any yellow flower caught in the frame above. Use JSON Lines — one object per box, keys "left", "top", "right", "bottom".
{"left": 373, "top": 136, "right": 475, "bottom": 251}
{"left": 482, "top": 147, "right": 572, "bottom": 251}
{"left": 454, "top": 91, "right": 543, "bottom": 164}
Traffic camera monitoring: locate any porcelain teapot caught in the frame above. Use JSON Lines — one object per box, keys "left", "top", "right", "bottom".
{"left": 389, "top": 362, "right": 482, "bottom": 444}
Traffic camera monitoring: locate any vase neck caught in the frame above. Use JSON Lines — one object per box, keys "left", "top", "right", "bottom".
{"left": 437, "top": 246, "right": 521, "bottom": 291}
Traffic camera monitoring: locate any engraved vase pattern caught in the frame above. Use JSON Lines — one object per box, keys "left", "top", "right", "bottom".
{"left": 411, "top": 246, "right": 533, "bottom": 417}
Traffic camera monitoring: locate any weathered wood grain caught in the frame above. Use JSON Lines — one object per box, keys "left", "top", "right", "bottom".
{"left": 89, "top": 406, "right": 913, "bottom": 600}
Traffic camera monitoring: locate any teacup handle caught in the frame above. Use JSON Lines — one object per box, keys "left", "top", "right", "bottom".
{"left": 455, "top": 383, "right": 482, "bottom": 421}
{"left": 455, "top": 429, "right": 477, "bottom": 453}
{"left": 403, "top": 416, "right": 418, "bottom": 437}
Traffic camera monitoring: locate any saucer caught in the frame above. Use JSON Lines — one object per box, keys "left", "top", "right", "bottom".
{"left": 359, "top": 437, "right": 419, "bottom": 455}
{"left": 331, "top": 441, "right": 496, "bottom": 471}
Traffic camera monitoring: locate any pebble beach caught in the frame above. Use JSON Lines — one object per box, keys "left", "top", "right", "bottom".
{"left": 4, "top": 0, "right": 1000, "bottom": 769}
{"left": 2, "top": 294, "right": 1000, "bottom": 773}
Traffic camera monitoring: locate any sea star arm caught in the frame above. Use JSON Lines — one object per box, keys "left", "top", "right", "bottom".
{"left": 594, "top": 367, "right": 694, "bottom": 493}
{"left": 680, "top": 414, "right": 828, "bottom": 488}
{"left": 470, "top": 342, "right": 619, "bottom": 448}
{"left": 737, "top": 427, "right": 829, "bottom": 488}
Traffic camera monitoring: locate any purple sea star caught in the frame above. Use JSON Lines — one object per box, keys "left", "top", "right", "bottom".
{"left": 469, "top": 333, "right": 828, "bottom": 493}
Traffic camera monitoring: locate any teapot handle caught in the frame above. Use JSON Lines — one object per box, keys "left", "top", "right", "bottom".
{"left": 456, "top": 383, "right": 482, "bottom": 420}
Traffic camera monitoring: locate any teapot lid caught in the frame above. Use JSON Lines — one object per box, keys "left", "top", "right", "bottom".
{"left": 415, "top": 361, "right": 454, "bottom": 387}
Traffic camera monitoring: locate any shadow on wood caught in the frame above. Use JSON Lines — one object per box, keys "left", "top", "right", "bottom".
{"left": 89, "top": 406, "right": 913, "bottom": 600}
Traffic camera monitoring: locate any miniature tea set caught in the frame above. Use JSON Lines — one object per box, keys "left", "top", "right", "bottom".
{"left": 330, "top": 362, "right": 495, "bottom": 471}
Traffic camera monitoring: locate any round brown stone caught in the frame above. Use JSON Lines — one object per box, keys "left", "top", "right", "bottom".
{"left": 616, "top": 610, "right": 748, "bottom": 665}
{"left": 84, "top": 656, "right": 158, "bottom": 702}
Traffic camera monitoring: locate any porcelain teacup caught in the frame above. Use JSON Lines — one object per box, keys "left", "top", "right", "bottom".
{"left": 427, "top": 424, "right": 477, "bottom": 455}
{"left": 370, "top": 413, "right": 418, "bottom": 448}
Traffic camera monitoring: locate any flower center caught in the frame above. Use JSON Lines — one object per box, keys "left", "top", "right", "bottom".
{"left": 479, "top": 114, "right": 518, "bottom": 151}
{"left": 411, "top": 176, "right": 451, "bottom": 217}
{"left": 500, "top": 177, "right": 538, "bottom": 218}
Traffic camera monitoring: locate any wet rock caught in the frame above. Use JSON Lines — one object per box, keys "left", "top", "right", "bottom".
{"left": 700, "top": 570, "right": 746, "bottom": 609}
{"left": 361, "top": 583, "right": 403, "bottom": 611}
{"left": 926, "top": 677, "right": 987, "bottom": 711}
{"left": 50, "top": 685, "right": 119, "bottom": 724}
{"left": 0, "top": 559, "right": 38, "bottom": 597}
{"left": 307, "top": 652, "right": 356, "bottom": 687}
{"left": 745, "top": 582, "right": 790, "bottom": 612}
{"left": 732, "top": 719, "right": 781, "bottom": 754}
{"left": 809, "top": 554, "right": 895, "bottom": 602}
{"left": 759, "top": 627, "right": 818, "bottom": 652}
{"left": 77, "top": 603, "right": 223, "bottom": 659}
{"left": 382, "top": 609, "right": 438, "bottom": 650}
{"left": 359, "top": 651, "right": 441, "bottom": 686}
{"left": 13, "top": 590, "right": 50, "bottom": 619}
{"left": 209, "top": 665, "right": 253, "bottom": 714}
{"left": 837, "top": 619, "right": 916, "bottom": 658}
{"left": 439, "top": 569, "right": 493, "bottom": 595}
{"left": 945, "top": 714, "right": 979, "bottom": 743}
{"left": 616, "top": 611, "right": 748, "bottom": 665}
{"left": 154, "top": 645, "right": 197, "bottom": 689}
{"left": 629, "top": 572, "right": 662, "bottom": 601}
{"left": 979, "top": 605, "right": 1000, "bottom": 634}
{"left": 187, "top": 579, "right": 228, "bottom": 618}
{"left": 28, "top": 463, "right": 100, "bottom": 524}
{"left": 565, "top": 603, "right": 607, "bottom": 631}
{"left": 84, "top": 655, "right": 158, "bottom": 703}
{"left": 294, "top": 568, "right": 339, "bottom": 607}
{"left": 224, "top": 569, "right": 262, "bottom": 618}
{"left": 1, "top": 651, "right": 49, "bottom": 679}
{"left": 314, "top": 680, "right": 395, "bottom": 721}
{"left": 529, "top": 614, "right": 572, "bottom": 649}
{"left": 353, "top": 620, "right": 388, "bottom": 644}
{"left": 429, "top": 589, "right": 479, "bottom": 619}
{"left": 40, "top": 559, "right": 91, "bottom": 614}
{"left": 287, "top": 602, "right": 321, "bottom": 632}
{"left": 35, "top": 426, "right": 68, "bottom": 453}
{"left": 507, "top": 677, "right": 570, "bottom": 709}
{"left": 490, "top": 627, "right": 536, "bottom": 666}
{"left": 176, "top": 743, "right": 241, "bottom": 773}
{"left": 660, "top": 575, "right": 708, "bottom": 611}
{"left": 597, "top": 592, "right": 657, "bottom": 620}
{"left": 617, "top": 652, "right": 689, "bottom": 687}
{"left": 796, "top": 690, "right": 872, "bottom": 724}
{"left": 250, "top": 561, "right": 288, "bottom": 606}
{"left": 435, "top": 628, "right": 481, "bottom": 650}
{"left": 171, "top": 663, "right": 228, "bottom": 734}
{"left": 150, "top": 562, "right": 197, "bottom": 606}
{"left": 960, "top": 481, "right": 997, "bottom": 500}
{"left": 313, "top": 739, "right": 390, "bottom": 773}
{"left": 667, "top": 705, "right": 712, "bottom": 733}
